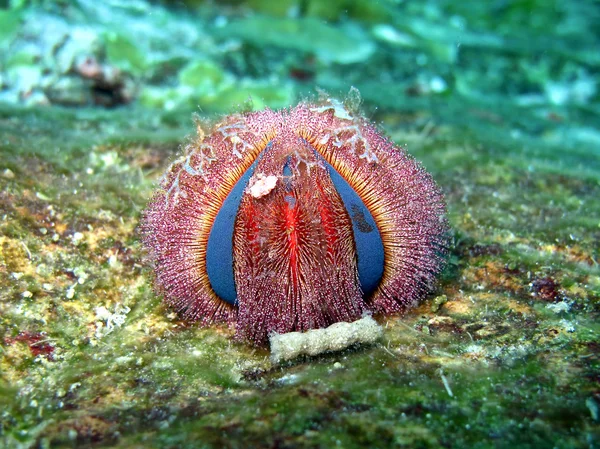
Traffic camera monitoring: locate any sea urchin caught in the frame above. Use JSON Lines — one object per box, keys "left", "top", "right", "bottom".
{"left": 141, "top": 96, "right": 449, "bottom": 345}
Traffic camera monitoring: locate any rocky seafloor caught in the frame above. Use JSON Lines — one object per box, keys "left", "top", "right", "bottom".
{"left": 1, "top": 1, "right": 599, "bottom": 448}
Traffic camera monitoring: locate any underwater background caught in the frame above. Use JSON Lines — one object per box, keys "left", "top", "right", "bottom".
{"left": 1, "top": 0, "right": 599, "bottom": 447}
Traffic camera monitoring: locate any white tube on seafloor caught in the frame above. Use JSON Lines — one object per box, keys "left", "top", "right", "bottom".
{"left": 269, "top": 315, "right": 383, "bottom": 363}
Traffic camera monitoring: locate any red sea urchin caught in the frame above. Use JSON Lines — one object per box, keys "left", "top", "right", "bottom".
{"left": 141, "top": 95, "right": 449, "bottom": 345}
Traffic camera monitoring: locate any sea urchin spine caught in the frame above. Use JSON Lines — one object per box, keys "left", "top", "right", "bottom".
{"left": 141, "top": 97, "right": 449, "bottom": 345}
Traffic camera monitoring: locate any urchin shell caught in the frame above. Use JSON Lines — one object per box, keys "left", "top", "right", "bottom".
{"left": 141, "top": 98, "right": 448, "bottom": 345}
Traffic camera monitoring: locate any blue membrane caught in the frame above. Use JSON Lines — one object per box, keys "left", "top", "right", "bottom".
{"left": 205, "top": 160, "right": 259, "bottom": 305}
{"left": 325, "top": 162, "right": 385, "bottom": 296}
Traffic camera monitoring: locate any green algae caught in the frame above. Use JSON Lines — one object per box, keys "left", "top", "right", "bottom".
{"left": 197, "top": 83, "right": 296, "bottom": 113}
{"left": 0, "top": 10, "right": 20, "bottom": 49}
{"left": 215, "top": 15, "right": 375, "bottom": 65}
{"left": 178, "top": 60, "right": 227, "bottom": 90}
{"left": 104, "top": 32, "right": 148, "bottom": 76}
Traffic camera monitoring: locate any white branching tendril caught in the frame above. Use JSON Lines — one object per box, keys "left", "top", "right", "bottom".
{"left": 160, "top": 121, "right": 260, "bottom": 206}
{"left": 159, "top": 142, "right": 214, "bottom": 206}
{"left": 216, "top": 122, "right": 258, "bottom": 159}
{"left": 94, "top": 304, "right": 131, "bottom": 338}
{"left": 183, "top": 143, "right": 217, "bottom": 176}
{"left": 163, "top": 172, "right": 182, "bottom": 206}
{"left": 160, "top": 145, "right": 212, "bottom": 206}
{"left": 332, "top": 124, "right": 378, "bottom": 163}
{"left": 291, "top": 144, "right": 320, "bottom": 176}
{"left": 310, "top": 95, "right": 355, "bottom": 121}
{"left": 310, "top": 99, "right": 378, "bottom": 164}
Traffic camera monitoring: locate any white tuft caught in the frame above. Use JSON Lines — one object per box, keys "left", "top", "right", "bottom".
{"left": 247, "top": 173, "right": 278, "bottom": 198}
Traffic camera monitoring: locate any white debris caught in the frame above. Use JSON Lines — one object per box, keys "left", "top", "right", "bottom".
{"left": 94, "top": 304, "right": 131, "bottom": 338}
{"left": 107, "top": 253, "right": 119, "bottom": 268}
{"left": 546, "top": 300, "right": 571, "bottom": 314}
{"left": 269, "top": 315, "right": 383, "bottom": 363}
{"left": 65, "top": 286, "right": 76, "bottom": 299}
{"left": 439, "top": 370, "right": 454, "bottom": 397}
{"left": 275, "top": 373, "right": 300, "bottom": 385}
{"left": 545, "top": 71, "right": 596, "bottom": 106}
{"left": 71, "top": 232, "right": 84, "bottom": 245}
{"left": 559, "top": 319, "right": 576, "bottom": 333}
{"left": 247, "top": 173, "right": 278, "bottom": 198}
{"left": 372, "top": 24, "right": 416, "bottom": 47}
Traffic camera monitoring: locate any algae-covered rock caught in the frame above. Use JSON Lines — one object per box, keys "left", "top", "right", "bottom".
{"left": 217, "top": 15, "right": 375, "bottom": 64}
{"left": 178, "top": 59, "right": 227, "bottom": 90}
{"left": 244, "top": 0, "right": 391, "bottom": 23}
{"left": 197, "top": 81, "right": 296, "bottom": 112}
{"left": 4, "top": 49, "right": 39, "bottom": 70}
{"left": 138, "top": 85, "right": 184, "bottom": 110}
{"left": 140, "top": 79, "right": 294, "bottom": 113}
{"left": 0, "top": 9, "right": 20, "bottom": 49}
{"left": 104, "top": 32, "right": 147, "bottom": 76}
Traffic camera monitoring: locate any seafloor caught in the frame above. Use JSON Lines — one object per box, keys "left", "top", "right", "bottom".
{"left": 1, "top": 1, "right": 599, "bottom": 448}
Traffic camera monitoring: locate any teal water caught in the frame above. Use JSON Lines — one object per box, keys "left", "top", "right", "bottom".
{"left": 0, "top": 1, "right": 599, "bottom": 448}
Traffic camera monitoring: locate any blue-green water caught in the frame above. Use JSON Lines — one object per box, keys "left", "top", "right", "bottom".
{"left": 0, "top": 1, "right": 599, "bottom": 448}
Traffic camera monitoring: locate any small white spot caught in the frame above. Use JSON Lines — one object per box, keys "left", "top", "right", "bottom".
{"left": 108, "top": 253, "right": 120, "bottom": 269}
{"left": 71, "top": 232, "right": 84, "bottom": 245}
{"left": 430, "top": 76, "right": 447, "bottom": 93}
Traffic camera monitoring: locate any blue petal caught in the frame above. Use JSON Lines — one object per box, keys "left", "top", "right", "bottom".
{"left": 326, "top": 161, "right": 385, "bottom": 296}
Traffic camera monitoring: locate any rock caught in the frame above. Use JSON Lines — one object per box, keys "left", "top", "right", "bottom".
{"left": 217, "top": 16, "right": 375, "bottom": 65}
